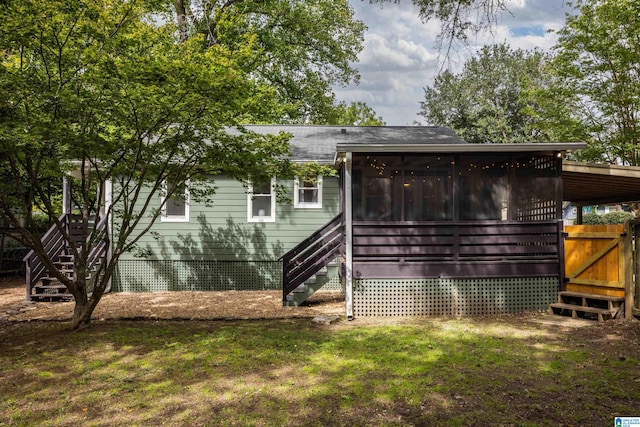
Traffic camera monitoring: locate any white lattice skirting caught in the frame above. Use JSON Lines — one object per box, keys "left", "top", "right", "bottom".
{"left": 113, "top": 259, "right": 342, "bottom": 292}
{"left": 353, "top": 277, "right": 559, "bottom": 316}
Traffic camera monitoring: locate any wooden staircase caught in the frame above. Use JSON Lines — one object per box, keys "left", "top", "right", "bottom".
{"left": 550, "top": 291, "right": 625, "bottom": 322}
{"left": 25, "top": 214, "right": 108, "bottom": 302}
{"left": 282, "top": 213, "right": 344, "bottom": 306}
{"left": 31, "top": 250, "right": 80, "bottom": 301}
{"left": 285, "top": 264, "right": 340, "bottom": 306}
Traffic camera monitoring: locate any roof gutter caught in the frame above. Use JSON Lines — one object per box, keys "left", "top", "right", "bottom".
{"left": 335, "top": 142, "right": 586, "bottom": 153}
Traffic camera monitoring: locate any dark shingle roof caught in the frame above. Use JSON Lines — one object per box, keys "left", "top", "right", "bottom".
{"left": 243, "top": 125, "right": 467, "bottom": 163}
{"left": 239, "top": 125, "right": 584, "bottom": 163}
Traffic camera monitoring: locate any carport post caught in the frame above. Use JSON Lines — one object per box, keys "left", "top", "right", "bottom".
{"left": 344, "top": 151, "right": 353, "bottom": 321}
{"left": 575, "top": 204, "right": 583, "bottom": 225}
{"left": 634, "top": 220, "right": 640, "bottom": 315}
{"left": 623, "top": 221, "right": 634, "bottom": 319}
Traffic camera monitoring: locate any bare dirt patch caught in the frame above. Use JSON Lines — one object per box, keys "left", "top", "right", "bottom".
{"left": 0, "top": 276, "right": 344, "bottom": 323}
{"left": 2, "top": 275, "right": 638, "bottom": 344}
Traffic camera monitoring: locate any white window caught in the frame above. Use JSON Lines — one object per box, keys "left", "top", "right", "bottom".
{"left": 248, "top": 178, "right": 276, "bottom": 223}
{"left": 294, "top": 175, "right": 322, "bottom": 209}
{"left": 161, "top": 180, "right": 189, "bottom": 222}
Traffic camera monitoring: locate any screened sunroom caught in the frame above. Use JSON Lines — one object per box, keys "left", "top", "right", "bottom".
{"left": 338, "top": 133, "right": 583, "bottom": 318}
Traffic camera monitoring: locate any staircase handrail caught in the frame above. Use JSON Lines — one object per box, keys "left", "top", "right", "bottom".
{"left": 282, "top": 212, "right": 344, "bottom": 300}
{"left": 24, "top": 213, "right": 70, "bottom": 295}
{"left": 85, "top": 214, "right": 108, "bottom": 272}
{"left": 24, "top": 213, "right": 108, "bottom": 299}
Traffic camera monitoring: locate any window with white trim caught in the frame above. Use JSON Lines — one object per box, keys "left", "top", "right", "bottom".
{"left": 294, "top": 175, "right": 322, "bottom": 209}
{"left": 161, "top": 180, "right": 189, "bottom": 222}
{"left": 248, "top": 178, "right": 276, "bottom": 222}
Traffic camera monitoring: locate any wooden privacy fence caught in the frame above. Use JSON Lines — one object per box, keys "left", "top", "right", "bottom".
{"left": 563, "top": 223, "right": 635, "bottom": 318}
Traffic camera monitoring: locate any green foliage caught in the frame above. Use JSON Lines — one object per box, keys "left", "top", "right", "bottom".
{"left": 419, "top": 44, "right": 580, "bottom": 143}
{"left": 369, "top": 0, "right": 508, "bottom": 52}
{"left": 318, "top": 101, "right": 386, "bottom": 126}
{"left": 0, "top": 0, "right": 365, "bottom": 329}
{"left": 31, "top": 212, "right": 53, "bottom": 234}
{"left": 293, "top": 162, "right": 338, "bottom": 180}
{"left": 582, "top": 211, "right": 635, "bottom": 225}
{"left": 553, "top": 0, "right": 640, "bottom": 165}
{"left": 166, "top": 0, "right": 366, "bottom": 124}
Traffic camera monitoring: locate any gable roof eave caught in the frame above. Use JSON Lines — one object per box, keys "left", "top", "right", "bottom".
{"left": 336, "top": 142, "right": 587, "bottom": 154}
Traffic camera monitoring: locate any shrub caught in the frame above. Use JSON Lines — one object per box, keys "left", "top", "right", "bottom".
{"left": 31, "top": 211, "right": 53, "bottom": 233}
{"left": 583, "top": 211, "right": 634, "bottom": 225}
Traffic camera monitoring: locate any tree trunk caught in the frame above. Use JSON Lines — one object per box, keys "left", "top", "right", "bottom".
{"left": 71, "top": 298, "right": 96, "bottom": 331}
{"left": 173, "top": 0, "right": 190, "bottom": 43}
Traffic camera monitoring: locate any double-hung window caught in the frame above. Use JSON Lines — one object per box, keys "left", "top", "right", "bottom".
{"left": 248, "top": 178, "right": 276, "bottom": 222}
{"left": 161, "top": 180, "right": 189, "bottom": 223}
{"left": 294, "top": 175, "right": 322, "bottom": 209}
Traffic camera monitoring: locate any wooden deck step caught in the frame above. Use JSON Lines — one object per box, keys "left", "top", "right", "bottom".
{"left": 54, "top": 261, "right": 75, "bottom": 267}
{"left": 35, "top": 282, "right": 67, "bottom": 290}
{"left": 30, "top": 293, "right": 73, "bottom": 302}
{"left": 556, "top": 291, "right": 624, "bottom": 318}
{"left": 32, "top": 282, "right": 73, "bottom": 302}
{"left": 558, "top": 291, "right": 624, "bottom": 302}
{"left": 292, "top": 285, "right": 307, "bottom": 293}
{"left": 549, "top": 302, "right": 615, "bottom": 322}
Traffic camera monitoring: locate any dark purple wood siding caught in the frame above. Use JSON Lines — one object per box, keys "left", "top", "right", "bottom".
{"left": 352, "top": 220, "right": 563, "bottom": 279}
{"left": 349, "top": 152, "right": 563, "bottom": 280}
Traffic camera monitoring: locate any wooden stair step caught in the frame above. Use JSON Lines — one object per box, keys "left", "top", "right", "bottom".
{"left": 55, "top": 261, "right": 75, "bottom": 266}
{"left": 34, "top": 283, "right": 68, "bottom": 297}
{"left": 550, "top": 303, "right": 614, "bottom": 322}
{"left": 558, "top": 291, "right": 624, "bottom": 302}
{"left": 35, "top": 283, "right": 67, "bottom": 290}
{"left": 30, "top": 293, "right": 73, "bottom": 302}
{"left": 292, "top": 285, "right": 307, "bottom": 293}
{"left": 40, "top": 277, "right": 61, "bottom": 286}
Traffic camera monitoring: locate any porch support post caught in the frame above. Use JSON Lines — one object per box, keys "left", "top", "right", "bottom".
{"left": 345, "top": 151, "right": 354, "bottom": 321}
{"left": 623, "top": 220, "right": 634, "bottom": 319}
{"left": 62, "top": 176, "right": 72, "bottom": 215}
{"left": 634, "top": 219, "right": 640, "bottom": 315}
{"left": 575, "top": 204, "right": 583, "bottom": 225}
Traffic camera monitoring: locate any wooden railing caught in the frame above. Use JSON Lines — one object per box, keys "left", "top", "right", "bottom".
{"left": 282, "top": 213, "right": 344, "bottom": 301}
{"left": 352, "top": 220, "right": 563, "bottom": 279}
{"left": 24, "top": 214, "right": 108, "bottom": 298}
{"left": 85, "top": 215, "right": 108, "bottom": 275}
{"left": 24, "top": 214, "right": 70, "bottom": 296}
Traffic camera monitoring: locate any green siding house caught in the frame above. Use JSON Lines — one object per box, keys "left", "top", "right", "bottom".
{"left": 27, "top": 125, "right": 587, "bottom": 318}
{"left": 113, "top": 125, "right": 345, "bottom": 296}
{"left": 113, "top": 175, "right": 341, "bottom": 293}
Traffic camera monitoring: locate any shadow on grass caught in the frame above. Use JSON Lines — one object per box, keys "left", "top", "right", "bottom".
{"left": 1, "top": 318, "right": 639, "bottom": 426}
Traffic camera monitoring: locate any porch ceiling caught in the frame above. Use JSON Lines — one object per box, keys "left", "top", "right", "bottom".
{"left": 563, "top": 161, "right": 640, "bottom": 205}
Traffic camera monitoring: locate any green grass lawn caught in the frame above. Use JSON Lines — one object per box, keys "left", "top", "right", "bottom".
{"left": 1, "top": 317, "right": 639, "bottom": 426}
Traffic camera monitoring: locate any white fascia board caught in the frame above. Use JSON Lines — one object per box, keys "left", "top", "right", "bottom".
{"left": 335, "top": 142, "right": 586, "bottom": 153}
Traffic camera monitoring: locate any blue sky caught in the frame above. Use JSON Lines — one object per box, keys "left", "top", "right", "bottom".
{"left": 334, "top": 0, "right": 574, "bottom": 125}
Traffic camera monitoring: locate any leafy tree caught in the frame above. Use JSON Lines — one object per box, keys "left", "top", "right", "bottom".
{"left": 553, "top": 0, "right": 640, "bottom": 165}
{"left": 0, "top": 0, "right": 364, "bottom": 330}
{"left": 419, "top": 44, "right": 582, "bottom": 143}
{"left": 320, "top": 101, "right": 386, "bottom": 126}
{"left": 367, "top": 0, "right": 509, "bottom": 53}
{"left": 167, "top": 0, "right": 366, "bottom": 124}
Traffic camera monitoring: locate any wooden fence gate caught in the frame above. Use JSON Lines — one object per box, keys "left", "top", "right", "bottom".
{"left": 562, "top": 223, "right": 634, "bottom": 319}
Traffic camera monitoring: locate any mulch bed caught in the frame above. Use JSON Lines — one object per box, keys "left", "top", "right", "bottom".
{"left": 0, "top": 276, "right": 344, "bottom": 323}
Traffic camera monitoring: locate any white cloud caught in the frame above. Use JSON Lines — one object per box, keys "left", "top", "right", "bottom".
{"left": 336, "top": 0, "right": 573, "bottom": 125}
